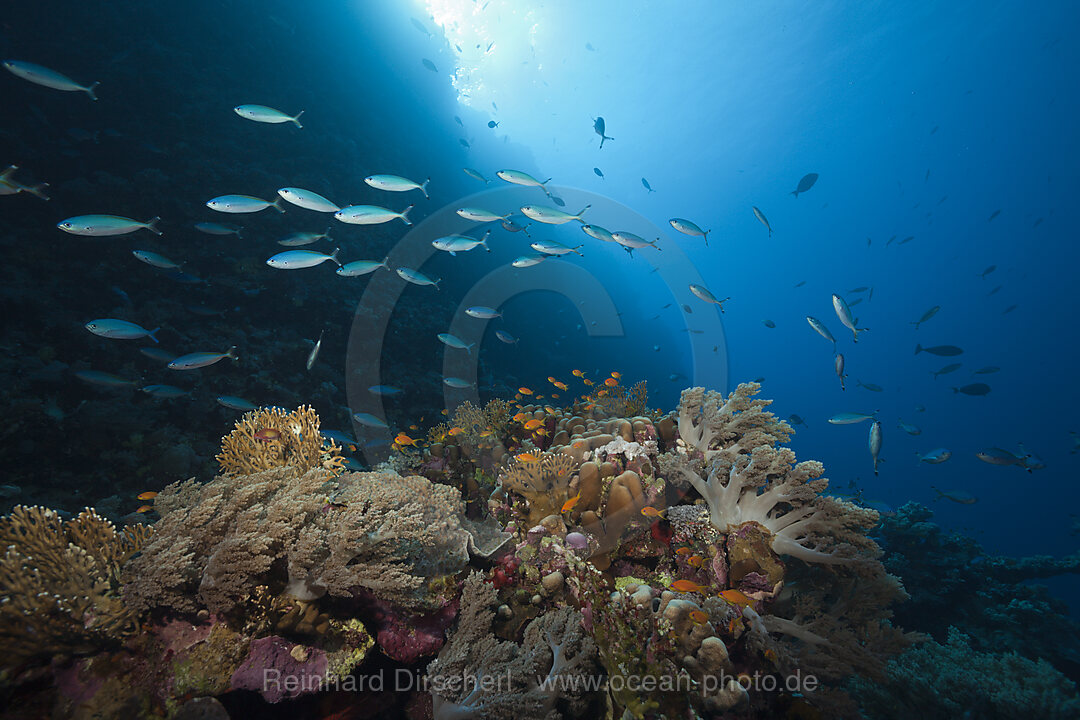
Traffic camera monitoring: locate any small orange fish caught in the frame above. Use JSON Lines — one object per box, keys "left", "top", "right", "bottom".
{"left": 719, "top": 589, "right": 753, "bottom": 607}
{"left": 535, "top": 428, "right": 548, "bottom": 437}
{"left": 551, "top": 393, "right": 560, "bottom": 399}
{"left": 514, "top": 393, "right": 522, "bottom": 400}
{"left": 136, "top": 504, "right": 153, "bottom": 513}
{"left": 254, "top": 428, "right": 281, "bottom": 441}
{"left": 516, "top": 452, "right": 539, "bottom": 463}
{"left": 687, "top": 555, "right": 705, "bottom": 568}
{"left": 536, "top": 394, "right": 545, "bottom": 400}
{"left": 441, "top": 409, "right": 449, "bottom": 415}
{"left": 604, "top": 377, "right": 618, "bottom": 387}
{"left": 448, "top": 427, "right": 464, "bottom": 436}
{"left": 136, "top": 491, "right": 158, "bottom": 500}
{"left": 518, "top": 387, "right": 533, "bottom": 395}
{"left": 395, "top": 433, "right": 418, "bottom": 447}
{"left": 561, "top": 493, "right": 581, "bottom": 513}
{"left": 764, "top": 648, "right": 778, "bottom": 663}
{"left": 545, "top": 406, "right": 556, "bottom": 414}
{"left": 583, "top": 379, "right": 594, "bottom": 386}
{"left": 512, "top": 412, "right": 528, "bottom": 422}
{"left": 523, "top": 419, "right": 543, "bottom": 431}
{"left": 675, "top": 546, "right": 692, "bottom": 556}
{"left": 553, "top": 381, "right": 567, "bottom": 391}
{"left": 611, "top": 371, "right": 622, "bottom": 379}
{"left": 572, "top": 369, "right": 585, "bottom": 377}
{"left": 728, "top": 617, "right": 743, "bottom": 634}
{"left": 670, "top": 580, "right": 705, "bottom": 593}
{"left": 689, "top": 610, "right": 709, "bottom": 624}
{"left": 640, "top": 506, "right": 665, "bottom": 518}
{"left": 409, "top": 424, "right": 419, "bottom": 431}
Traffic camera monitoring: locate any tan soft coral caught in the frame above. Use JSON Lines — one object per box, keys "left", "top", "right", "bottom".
{"left": 216, "top": 405, "right": 343, "bottom": 477}
{"left": 124, "top": 468, "right": 480, "bottom": 616}
{"left": 0, "top": 506, "right": 150, "bottom": 671}
{"left": 497, "top": 452, "right": 577, "bottom": 528}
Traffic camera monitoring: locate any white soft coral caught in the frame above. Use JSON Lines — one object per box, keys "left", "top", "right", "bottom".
{"left": 662, "top": 384, "right": 877, "bottom": 566}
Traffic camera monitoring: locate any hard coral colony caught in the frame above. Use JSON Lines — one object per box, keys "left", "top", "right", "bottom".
{"left": 0, "top": 385, "right": 1070, "bottom": 718}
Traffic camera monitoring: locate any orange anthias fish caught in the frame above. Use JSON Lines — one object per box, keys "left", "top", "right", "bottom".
{"left": 675, "top": 546, "right": 692, "bottom": 556}
{"left": 516, "top": 452, "right": 539, "bottom": 463}
{"left": 512, "top": 412, "right": 528, "bottom": 422}
{"left": 551, "top": 393, "right": 561, "bottom": 399}
{"left": 572, "top": 369, "right": 585, "bottom": 377}
{"left": 611, "top": 371, "right": 622, "bottom": 379}
{"left": 689, "top": 610, "right": 709, "bottom": 624}
{"left": 640, "top": 506, "right": 665, "bottom": 518}
{"left": 523, "top": 419, "right": 544, "bottom": 431}
{"left": 670, "top": 579, "right": 706, "bottom": 593}
{"left": 518, "top": 387, "right": 533, "bottom": 395}
{"left": 447, "top": 427, "right": 464, "bottom": 436}
{"left": 553, "top": 381, "right": 568, "bottom": 391}
{"left": 719, "top": 589, "right": 753, "bottom": 607}
{"left": 604, "top": 377, "right": 618, "bottom": 387}
{"left": 395, "top": 433, "right": 419, "bottom": 447}
{"left": 254, "top": 427, "right": 281, "bottom": 441}
{"left": 687, "top": 555, "right": 705, "bottom": 568}
{"left": 136, "top": 504, "right": 153, "bottom": 513}
{"left": 561, "top": 493, "right": 581, "bottom": 513}
{"left": 728, "top": 617, "right": 744, "bottom": 634}
{"left": 136, "top": 491, "right": 158, "bottom": 500}
{"left": 583, "top": 378, "right": 594, "bottom": 386}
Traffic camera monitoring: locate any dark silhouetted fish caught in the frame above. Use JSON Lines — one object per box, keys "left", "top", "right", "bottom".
{"left": 931, "top": 363, "right": 961, "bottom": 379}
{"left": 593, "top": 116, "right": 613, "bottom": 148}
{"left": 593, "top": 167, "right": 604, "bottom": 179}
{"left": 641, "top": 177, "right": 655, "bottom": 193}
{"left": 979, "top": 265, "right": 996, "bottom": 278}
{"left": 790, "top": 173, "right": 818, "bottom": 198}
{"left": 915, "top": 343, "right": 962, "bottom": 356}
{"left": 988, "top": 209, "right": 1001, "bottom": 221}
{"left": 411, "top": 18, "right": 433, "bottom": 37}
{"left": 987, "top": 284, "right": 1002, "bottom": 296}
{"left": 953, "top": 383, "right": 990, "bottom": 396}
{"left": 1002, "top": 304, "right": 1018, "bottom": 314}
{"left": 422, "top": 58, "right": 438, "bottom": 72}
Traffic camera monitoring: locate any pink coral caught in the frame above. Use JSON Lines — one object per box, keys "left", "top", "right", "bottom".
{"left": 230, "top": 636, "right": 329, "bottom": 703}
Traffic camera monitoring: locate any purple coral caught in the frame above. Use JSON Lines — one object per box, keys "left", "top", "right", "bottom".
{"left": 358, "top": 590, "right": 459, "bottom": 664}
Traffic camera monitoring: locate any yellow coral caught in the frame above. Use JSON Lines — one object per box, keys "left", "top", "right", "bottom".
{"left": 499, "top": 452, "right": 577, "bottom": 526}
{"left": 0, "top": 505, "right": 150, "bottom": 671}
{"left": 216, "top": 405, "right": 342, "bottom": 477}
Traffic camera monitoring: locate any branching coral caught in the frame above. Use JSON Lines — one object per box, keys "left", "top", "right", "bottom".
{"left": 216, "top": 405, "right": 343, "bottom": 477}
{"left": 124, "top": 468, "right": 485, "bottom": 615}
{"left": 673, "top": 382, "right": 791, "bottom": 458}
{"left": 0, "top": 505, "right": 150, "bottom": 671}
{"left": 427, "top": 572, "right": 602, "bottom": 720}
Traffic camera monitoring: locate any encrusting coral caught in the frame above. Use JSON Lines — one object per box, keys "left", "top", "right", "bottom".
{"left": 216, "top": 405, "right": 344, "bottom": 477}
{"left": 0, "top": 505, "right": 150, "bottom": 671}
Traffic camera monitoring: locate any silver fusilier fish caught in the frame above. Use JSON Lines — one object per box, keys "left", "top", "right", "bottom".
{"left": 752, "top": 206, "right": 772, "bottom": 236}
{"left": 806, "top": 316, "right": 836, "bottom": 347}
{"left": 835, "top": 353, "right": 846, "bottom": 390}
{"left": 911, "top": 305, "right": 940, "bottom": 330}
{"left": 869, "top": 420, "right": 883, "bottom": 476}
{"left": 306, "top": 331, "right": 323, "bottom": 371}
{"left": 832, "top": 294, "right": 868, "bottom": 343}
{"left": 167, "top": 347, "right": 238, "bottom": 370}
{"left": 234, "top": 105, "right": 303, "bottom": 127}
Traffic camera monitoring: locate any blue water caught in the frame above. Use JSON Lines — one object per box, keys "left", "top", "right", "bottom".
{"left": 1, "top": 0, "right": 1078, "bottom": 700}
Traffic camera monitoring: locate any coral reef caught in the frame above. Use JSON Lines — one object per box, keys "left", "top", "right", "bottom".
{"left": 849, "top": 627, "right": 1080, "bottom": 720}
{"left": 875, "top": 501, "right": 1080, "bottom": 679}
{"left": 0, "top": 505, "right": 150, "bottom": 673}
{"left": 216, "top": 405, "right": 344, "bottom": 477}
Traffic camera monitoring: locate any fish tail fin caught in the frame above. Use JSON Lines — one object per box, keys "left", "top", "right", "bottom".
{"left": 380, "top": 256, "right": 390, "bottom": 269}
{"left": 791, "top": 190, "right": 799, "bottom": 198}
{"left": 930, "top": 485, "right": 943, "bottom": 500}
{"left": 572, "top": 245, "right": 584, "bottom": 256}
{"left": 329, "top": 247, "right": 341, "bottom": 266}
{"left": 576, "top": 205, "right": 591, "bottom": 220}
{"left": 481, "top": 238, "right": 491, "bottom": 252}
{"left": 400, "top": 205, "right": 414, "bottom": 225}
{"left": 323, "top": 226, "right": 333, "bottom": 240}
{"left": 226, "top": 346, "right": 239, "bottom": 361}
{"left": 420, "top": 177, "right": 430, "bottom": 199}
{"left": 467, "top": 343, "right": 474, "bottom": 354}
{"left": 271, "top": 197, "right": 285, "bottom": 213}
{"left": 146, "top": 217, "right": 162, "bottom": 235}
{"left": 235, "top": 227, "right": 245, "bottom": 240}
{"left": 25, "top": 182, "right": 50, "bottom": 201}
{"left": 291, "top": 110, "right": 305, "bottom": 129}
{"left": 915, "top": 344, "right": 923, "bottom": 355}
{"left": 434, "top": 278, "right": 441, "bottom": 291}
{"left": 951, "top": 387, "right": 959, "bottom": 393}
{"left": 0, "top": 166, "right": 16, "bottom": 180}
{"left": 147, "top": 327, "right": 160, "bottom": 344}
{"left": 85, "top": 81, "right": 100, "bottom": 101}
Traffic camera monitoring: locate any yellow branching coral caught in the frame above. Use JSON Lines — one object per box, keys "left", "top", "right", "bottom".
{"left": 499, "top": 452, "right": 577, "bottom": 527}
{"left": 0, "top": 505, "right": 150, "bottom": 672}
{"left": 216, "top": 405, "right": 342, "bottom": 477}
